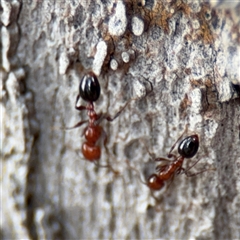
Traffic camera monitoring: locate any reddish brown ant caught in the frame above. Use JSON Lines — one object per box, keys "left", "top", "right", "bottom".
{"left": 147, "top": 134, "right": 200, "bottom": 191}
{"left": 66, "top": 72, "right": 128, "bottom": 165}
{"left": 127, "top": 133, "right": 212, "bottom": 194}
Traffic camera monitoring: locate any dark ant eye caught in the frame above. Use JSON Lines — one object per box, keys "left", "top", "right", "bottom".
{"left": 79, "top": 72, "right": 101, "bottom": 102}
{"left": 178, "top": 135, "right": 199, "bottom": 158}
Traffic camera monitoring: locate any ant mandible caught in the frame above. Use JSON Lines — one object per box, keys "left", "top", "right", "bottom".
{"left": 147, "top": 134, "right": 201, "bottom": 191}
{"left": 67, "top": 72, "right": 128, "bottom": 162}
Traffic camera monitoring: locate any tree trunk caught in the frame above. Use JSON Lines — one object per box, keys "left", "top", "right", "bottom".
{"left": 2, "top": 1, "right": 240, "bottom": 239}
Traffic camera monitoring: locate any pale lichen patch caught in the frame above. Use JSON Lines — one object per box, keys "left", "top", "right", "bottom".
{"left": 108, "top": 1, "right": 128, "bottom": 37}
{"left": 92, "top": 40, "right": 108, "bottom": 76}
{"left": 131, "top": 16, "right": 145, "bottom": 36}
{"left": 110, "top": 59, "right": 118, "bottom": 71}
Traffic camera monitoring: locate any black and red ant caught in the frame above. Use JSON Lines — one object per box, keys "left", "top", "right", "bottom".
{"left": 67, "top": 72, "right": 128, "bottom": 163}
{"left": 147, "top": 134, "right": 200, "bottom": 191}
{"left": 127, "top": 133, "right": 212, "bottom": 193}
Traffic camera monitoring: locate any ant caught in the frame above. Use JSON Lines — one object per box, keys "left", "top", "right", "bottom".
{"left": 147, "top": 134, "right": 200, "bottom": 191}
{"left": 127, "top": 133, "right": 211, "bottom": 193}
{"left": 66, "top": 72, "right": 128, "bottom": 164}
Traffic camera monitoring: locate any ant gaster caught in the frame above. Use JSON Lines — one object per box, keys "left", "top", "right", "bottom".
{"left": 67, "top": 72, "right": 128, "bottom": 162}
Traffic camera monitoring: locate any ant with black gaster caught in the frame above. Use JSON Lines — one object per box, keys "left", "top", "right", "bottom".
{"left": 66, "top": 72, "right": 129, "bottom": 169}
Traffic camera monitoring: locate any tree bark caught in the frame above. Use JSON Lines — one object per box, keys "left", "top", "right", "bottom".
{"left": 1, "top": 1, "right": 240, "bottom": 239}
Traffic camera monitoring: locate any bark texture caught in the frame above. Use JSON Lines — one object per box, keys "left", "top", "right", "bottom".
{"left": 1, "top": 1, "right": 240, "bottom": 239}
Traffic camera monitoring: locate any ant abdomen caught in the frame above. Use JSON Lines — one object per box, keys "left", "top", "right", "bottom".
{"left": 147, "top": 174, "right": 165, "bottom": 191}
{"left": 82, "top": 143, "right": 101, "bottom": 161}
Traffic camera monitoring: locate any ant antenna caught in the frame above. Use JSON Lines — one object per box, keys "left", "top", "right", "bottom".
{"left": 139, "top": 138, "right": 156, "bottom": 160}
{"left": 125, "top": 160, "right": 147, "bottom": 186}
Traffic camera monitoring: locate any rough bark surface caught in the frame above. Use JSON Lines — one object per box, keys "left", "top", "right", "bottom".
{"left": 1, "top": 1, "right": 240, "bottom": 239}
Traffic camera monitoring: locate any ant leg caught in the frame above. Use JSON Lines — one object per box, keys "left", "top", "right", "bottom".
{"left": 167, "top": 153, "right": 179, "bottom": 159}
{"left": 183, "top": 168, "right": 216, "bottom": 177}
{"left": 138, "top": 138, "right": 156, "bottom": 160}
{"left": 93, "top": 130, "right": 120, "bottom": 175}
{"left": 93, "top": 161, "right": 120, "bottom": 175}
{"left": 185, "top": 158, "right": 202, "bottom": 171}
{"left": 180, "top": 161, "right": 216, "bottom": 177}
{"left": 93, "top": 112, "right": 104, "bottom": 126}
{"left": 104, "top": 100, "right": 130, "bottom": 122}
{"left": 167, "top": 126, "right": 188, "bottom": 157}
{"left": 74, "top": 94, "right": 92, "bottom": 112}
{"left": 75, "top": 105, "right": 88, "bottom": 111}
{"left": 155, "top": 157, "right": 176, "bottom": 163}
{"left": 155, "top": 164, "right": 168, "bottom": 173}
{"left": 74, "top": 94, "right": 81, "bottom": 109}
{"left": 100, "top": 128, "right": 108, "bottom": 147}
{"left": 125, "top": 160, "right": 147, "bottom": 186}
{"left": 167, "top": 134, "right": 185, "bottom": 157}
{"left": 65, "top": 120, "right": 88, "bottom": 130}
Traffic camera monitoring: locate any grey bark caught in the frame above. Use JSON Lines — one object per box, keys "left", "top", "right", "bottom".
{"left": 1, "top": 1, "right": 240, "bottom": 239}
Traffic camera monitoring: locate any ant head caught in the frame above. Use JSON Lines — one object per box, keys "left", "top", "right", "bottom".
{"left": 178, "top": 134, "right": 199, "bottom": 158}
{"left": 147, "top": 174, "right": 164, "bottom": 191}
{"left": 79, "top": 72, "right": 101, "bottom": 102}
